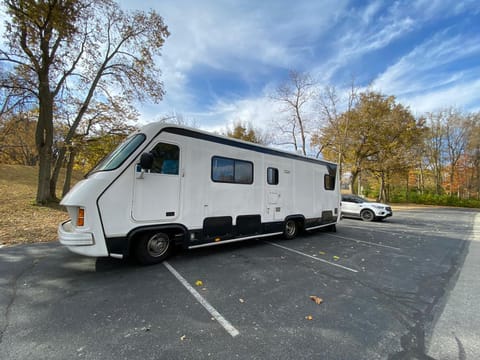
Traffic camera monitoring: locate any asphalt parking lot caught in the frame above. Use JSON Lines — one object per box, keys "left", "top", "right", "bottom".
{"left": 0, "top": 207, "right": 479, "bottom": 360}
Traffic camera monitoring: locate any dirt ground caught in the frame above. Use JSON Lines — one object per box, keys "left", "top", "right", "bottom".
{"left": 0, "top": 164, "right": 70, "bottom": 246}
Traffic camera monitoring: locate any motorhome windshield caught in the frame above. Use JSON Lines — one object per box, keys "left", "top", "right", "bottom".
{"left": 90, "top": 133, "right": 146, "bottom": 174}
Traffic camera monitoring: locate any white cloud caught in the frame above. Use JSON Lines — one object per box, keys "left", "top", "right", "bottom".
{"left": 361, "top": 0, "right": 383, "bottom": 24}
{"left": 118, "top": 0, "right": 480, "bottom": 127}
{"left": 401, "top": 78, "right": 480, "bottom": 114}
{"left": 412, "top": 0, "right": 479, "bottom": 19}
{"left": 312, "top": 2, "right": 418, "bottom": 83}
{"left": 187, "top": 90, "right": 283, "bottom": 133}
{"left": 372, "top": 28, "right": 480, "bottom": 112}
{"left": 118, "top": 0, "right": 352, "bottom": 126}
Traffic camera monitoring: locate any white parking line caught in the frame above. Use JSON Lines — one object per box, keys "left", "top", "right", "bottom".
{"left": 343, "top": 224, "right": 419, "bottom": 237}
{"left": 327, "top": 233, "right": 402, "bottom": 251}
{"left": 163, "top": 262, "right": 240, "bottom": 338}
{"left": 265, "top": 241, "right": 358, "bottom": 273}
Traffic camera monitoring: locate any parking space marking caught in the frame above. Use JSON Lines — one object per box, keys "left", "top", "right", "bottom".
{"left": 343, "top": 224, "right": 421, "bottom": 237}
{"left": 346, "top": 223, "right": 474, "bottom": 239}
{"left": 328, "top": 233, "right": 402, "bottom": 251}
{"left": 163, "top": 262, "right": 240, "bottom": 338}
{"left": 265, "top": 241, "right": 358, "bottom": 273}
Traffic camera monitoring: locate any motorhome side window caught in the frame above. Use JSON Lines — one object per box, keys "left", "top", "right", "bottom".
{"left": 150, "top": 143, "right": 179, "bottom": 175}
{"left": 324, "top": 174, "right": 335, "bottom": 190}
{"left": 267, "top": 167, "right": 279, "bottom": 185}
{"left": 211, "top": 156, "right": 253, "bottom": 184}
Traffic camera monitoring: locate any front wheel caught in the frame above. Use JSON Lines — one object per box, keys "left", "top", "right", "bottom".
{"left": 360, "top": 209, "right": 375, "bottom": 222}
{"left": 283, "top": 219, "right": 298, "bottom": 240}
{"left": 134, "top": 232, "right": 172, "bottom": 265}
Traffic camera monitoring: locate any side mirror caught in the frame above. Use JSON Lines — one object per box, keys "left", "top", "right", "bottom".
{"left": 140, "top": 152, "right": 154, "bottom": 170}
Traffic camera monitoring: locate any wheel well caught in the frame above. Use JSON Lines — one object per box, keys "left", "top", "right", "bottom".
{"left": 285, "top": 215, "right": 305, "bottom": 231}
{"left": 127, "top": 225, "right": 187, "bottom": 253}
{"left": 360, "top": 208, "right": 374, "bottom": 214}
{"left": 360, "top": 208, "right": 376, "bottom": 220}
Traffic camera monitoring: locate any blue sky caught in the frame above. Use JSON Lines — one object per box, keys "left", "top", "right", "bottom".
{"left": 118, "top": 1, "right": 479, "bottom": 130}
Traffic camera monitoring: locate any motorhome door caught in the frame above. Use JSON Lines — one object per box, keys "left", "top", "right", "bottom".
{"left": 265, "top": 165, "right": 292, "bottom": 221}
{"left": 132, "top": 142, "right": 181, "bottom": 222}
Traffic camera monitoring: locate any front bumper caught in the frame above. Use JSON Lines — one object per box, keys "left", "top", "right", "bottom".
{"left": 375, "top": 209, "right": 393, "bottom": 218}
{"left": 58, "top": 220, "right": 94, "bottom": 246}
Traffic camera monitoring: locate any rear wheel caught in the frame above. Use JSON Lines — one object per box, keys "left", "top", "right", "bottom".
{"left": 134, "top": 232, "right": 172, "bottom": 265}
{"left": 360, "top": 209, "right": 375, "bottom": 222}
{"left": 284, "top": 219, "right": 298, "bottom": 240}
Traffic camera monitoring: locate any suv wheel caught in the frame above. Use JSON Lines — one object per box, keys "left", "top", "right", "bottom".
{"left": 360, "top": 209, "right": 375, "bottom": 222}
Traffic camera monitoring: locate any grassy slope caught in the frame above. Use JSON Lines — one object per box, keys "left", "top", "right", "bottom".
{"left": 0, "top": 164, "right": 80, "bottom": 246}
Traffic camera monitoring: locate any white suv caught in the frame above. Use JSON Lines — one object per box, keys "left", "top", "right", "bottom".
{"left": 341, "top": 194, "right": 393, "bottom": 221}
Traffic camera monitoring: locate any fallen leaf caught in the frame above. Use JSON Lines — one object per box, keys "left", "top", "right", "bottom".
{"left": 333, "top": 255, "right": 340, "bottom": 261}
{"left": 319, "top": 251, "right": 326, "bottom": 255}
{"left": 195, "top": 280, "right": 203, "bottom": 287}
{"left": 305, "top": 315, "right": 313, "bottom": 320}
{"left": 309, "top": 295, "right": 324, "bottom": 305}
{"left": 239, "top": 298, "right": 245, "bottom": 303}
{"left": 180, "top": 335, "right": 186, "bottom": 341}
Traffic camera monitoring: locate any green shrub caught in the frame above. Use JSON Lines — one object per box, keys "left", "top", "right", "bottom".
{"left": 390, "top": 190, "right": 480, "bottom": 208}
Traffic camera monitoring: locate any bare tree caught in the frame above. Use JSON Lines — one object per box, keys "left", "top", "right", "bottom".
{"left": 444, "top": 108, "right": 470, "bottom": 196}
{"left": 271, "top": 70, "right": 316, "bottom": 155}
{"left": 313, "top": 79, "right": 359, "bottom": 179}
{"left": 424, "top": 111, "right": 446, "bottom": 195}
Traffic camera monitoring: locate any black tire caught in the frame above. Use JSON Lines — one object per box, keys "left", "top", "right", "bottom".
{"left": 360, "top": 209, "right": 375, "bottom": 222}
{"left": 283, "top": 219, "right": 298, "bottom": 240}
{"left": 134, "top": 232, "right": 172, "bottom": 265}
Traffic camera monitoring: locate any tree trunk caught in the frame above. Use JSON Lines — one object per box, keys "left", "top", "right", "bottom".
{"left": 351, "top": 169, "right": 359, "bottom": 194}
{"left": 378, "top": 174, "right": 387, "bottom": 203}
{"left": 435, "top": 167, "right": 442, "bottom": 195}
{"left": 449, "top": 169, "right": 455, "bottom": 197}
{"left": 36, "top": 139, "right": 52, "bottom": 204}
{"left": 378, "top": 175, "right": 384, "bottom": 202}
{"left": 406, "top": 172, "right": 409, "bottom": 202}
{"left": 35, "top": 76, "right": 55, "bottom": 204}
{"left": 296, "top": 109, "right": 307, "bottom": 156}
{"left": 419, "top": 163, "right": 424, "bottom": 194}
{"left": 50, "top": 146, "right": 67, "bottom": 200}
{"left": 62, "top": 148, "right": 76, "bottom": 197}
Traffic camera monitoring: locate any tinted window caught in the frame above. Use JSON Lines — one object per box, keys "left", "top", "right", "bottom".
{"left": 212, "top": 156, "right": 253, "bottom": 184}
{"left": 235, "top": 161, "right": 253, "bottom": 184}
{"left": 267, "top": 167, "right": 279, "bottom": 185}
{"left": 150, "top": 143, "right": 180, "bottom": 175}
{"left": 342, "top": 195, "right": 365, "bottom": 203}
{"left": 212, "top": 157, "right": 234, "bottom": 182}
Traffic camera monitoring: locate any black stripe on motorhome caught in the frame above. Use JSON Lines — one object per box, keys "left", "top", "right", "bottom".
{"left": 105, "top": 215, "right": 338, "bottom": 255}
{"left": 161, "top": 127, "right": 337, "bottom": 174}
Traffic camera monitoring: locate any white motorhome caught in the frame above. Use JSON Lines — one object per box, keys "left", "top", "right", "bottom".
{"left": 58, "top": 123, "right": 340, "bottom": 264}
